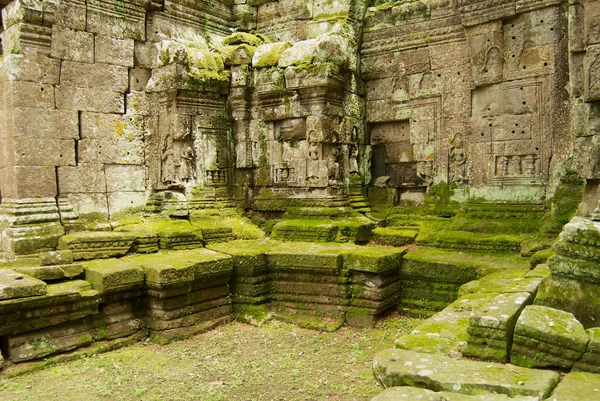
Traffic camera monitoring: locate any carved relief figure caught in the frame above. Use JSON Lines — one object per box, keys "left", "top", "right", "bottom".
{"left": 501, "top": 156, "right": 509, "bottom": 176}
{"left": 178, "top": 145, "right": 196, "bottom": 182}
{"left": 417, "top": 160, "right": 433, "bottom": 185}
{"left": 450, "top": 136, "right": 467, "bottom": 184}
{"left": 161, "top": 133, "right": 176, "bottom": 184}
{"left": 327, "top": 145, "right": 341, "bottom": 184}
{"left": 349, "top": 145, "right": 359, "bottom": 175}
{"left": 523, "top": 154, "right": 536, "bottom": 176}
{"left": 508, "top": 155, "right": 522, "bottom": 176}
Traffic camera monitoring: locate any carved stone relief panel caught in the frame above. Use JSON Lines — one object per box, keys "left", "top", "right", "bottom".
{"left": 471, "top": 76, "right": 551, "bottom": 185}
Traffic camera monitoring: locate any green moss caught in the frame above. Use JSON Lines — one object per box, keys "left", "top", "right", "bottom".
{"left": 253, "top": 42, "right": 292, "bottom": 68}
{"left": 222, "top": 32, "right": 265, "bottom": 46}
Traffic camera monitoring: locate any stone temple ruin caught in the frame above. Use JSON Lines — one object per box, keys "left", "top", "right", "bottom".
{"left": 1, "top": 0, "right": 600, "bottom": 398}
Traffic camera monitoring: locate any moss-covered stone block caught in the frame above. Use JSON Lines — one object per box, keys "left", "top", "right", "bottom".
{"left": 0, "top": 270, "right": 47, "bottom": 300}
{"left": 252, "top": 42, "right": 292, "bottom": 68}
{"left": 547, "top": 372, "right": 600, "bottom": 400}
{"left": 14, "top": 263, "right": 84, "bottom": 281}
{"left": 222, "top": 32, "right": 265, "bottom": 47}
{"left": 58, "top": 231, "right": 135, "bottom": 260}
{"left": 372, "top": 227, "right": 418, "bottom": 246}
{"left": 396, "top": 292, "right": 496, "bottom": 355}
{"left": 342, "top": 246, "right": 405, "bottom": 273}
{"left": 267, "top": 242, "right": 354, "bottom": 271}
{"left": 511, "top": 305, "right": 589, "bottom": 369}
{"left": 83, "top": 258, "right": 144, "bottom": 294}
{"left": 458, "top": 268, "right": 541, "bottom": 296}
{"left": 572, "top": 328, "right": 600, "bottom": 373}
{"left": 373, "top": 348, "right": 559, "bottom": 398}
{"left": 127, "top": 248, "right": 232, "bottom": 289}
{"left": 534, "top": 275, "right": 600, "bottom": 328}
{"left": 463, "top": 292, "right": 534, "bottom": 362}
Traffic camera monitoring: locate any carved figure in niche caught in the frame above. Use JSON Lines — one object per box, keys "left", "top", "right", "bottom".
{"left": 501, "top": 156, "right": 509, "bottom": 176}
{"left": 308, "top": 130, "right": 319, "bottom": 161}
{"left": 450, "top": 136, "right": 467, "bottom": 184}
{"left": 508, "top": 155, "right": 522, "bottom": 176}
{"left": 327, "top": 145, "right": 341, "bottom": 184}
{"left": 178, "top": 145, "right": 196, "bottom": 182}
{"left": 417, "top": 161, "right": 433, "bottom": 185}
{"left": 523, "top": 154, "right": 536, "bottom": 176}
{"left": 349, "top": 145, "right": 359, "bottom": 175}
{"left": 161, "top": 133, "right": 176, "bottom": 184}
{"left": 306, "top": 131, "right": 321, "bottom": 181}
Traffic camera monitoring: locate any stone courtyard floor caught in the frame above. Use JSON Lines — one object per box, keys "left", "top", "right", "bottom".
{"left": 0, "top": 315, "right": 418, "bottom": 401}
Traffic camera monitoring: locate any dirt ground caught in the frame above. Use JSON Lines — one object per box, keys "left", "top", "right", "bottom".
{"left": 0, "top": 314, "right": 418, "bottom": 401}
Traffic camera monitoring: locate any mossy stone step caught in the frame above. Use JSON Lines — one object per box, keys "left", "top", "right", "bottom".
{"left": 395, "top": 292, "right": 497, "bottom": 355}
{"left": 127, "top": 249, "right": 233, "bottom": 289}
{"left": 416, "top": 228, "right": 526, "bottom": 253}
{"left": 511, "top": 305, "right": 589, "bottom": 369}
{"left": 83, "top": 259, "right": 145, "bottom": 294}
{"left": 373, "top": 348, "right": 559, "bottom": 399}
{"left": 58, "top": 231, "right": 136, "bottom": 260}
{"left": 372, "top": 386, "right": 539, "bottom": 401}
{"left": 0, "top": 270, "right": 47, "bottom": 300}
{"left": 458, "top": 268, "right": 542, "bottom": 296}
{"left": 372, "top": 227, "right": 418, "bottom": 246}
{"left": 546, "top": 372, "right": 600, "bottom": 401}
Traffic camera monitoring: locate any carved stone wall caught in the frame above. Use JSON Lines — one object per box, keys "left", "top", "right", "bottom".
{"left": 0, "top": 0, "right": 591, "bottom": 221}
{"left": 362, "top": 0, "right": 570, "bottom": 204}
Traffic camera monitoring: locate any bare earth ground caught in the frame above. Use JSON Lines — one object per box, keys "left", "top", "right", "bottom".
{"left": 0, "top": 314, "right": 418, "bottom": 401}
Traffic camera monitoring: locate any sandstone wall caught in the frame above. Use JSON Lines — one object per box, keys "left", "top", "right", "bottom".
{"left": 0, "top": 0, "right": 593, "bottom": 218}
{"left": 362, "top": 0, "right": 571, "bottom": 203}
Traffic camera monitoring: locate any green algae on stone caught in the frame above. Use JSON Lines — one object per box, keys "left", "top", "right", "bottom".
{"left": 373, "top": 348, "right": 559, "bottom": 398}
{"left": 14, "top": 263, "right": 84, "bottom": 281}
{"left": 58, "top": 231, "right": 136, "bottom": 260}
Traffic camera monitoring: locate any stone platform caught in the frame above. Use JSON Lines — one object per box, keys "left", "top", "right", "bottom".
{"left": 0, "top": 239, "right": 408, "bottom": 369}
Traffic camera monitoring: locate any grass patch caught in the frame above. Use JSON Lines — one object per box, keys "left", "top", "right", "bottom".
{"left": 0, "top": 315, "right": 419, "bottom": 401}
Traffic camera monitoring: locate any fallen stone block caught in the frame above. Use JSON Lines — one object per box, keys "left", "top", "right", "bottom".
{"left": 511, "top": 305, "right": 589, "bottom": 369}
{"left": 573, "top": 327, "right": 600, "bottom": 373}
{"left": 372, "top": 386, "right": 539, "bottom": 401}
{"left": 15, "top": 263, "right": 83, "bottom": 281}
{"left": 373, "top": 348, "right": 559, "bottom": 399}
{"left": 0, "top": 270, "right": 47, "bottom": 300}
{"left": 463, "top": 291, "right": 534, "bottom": 362}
